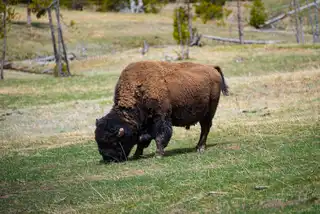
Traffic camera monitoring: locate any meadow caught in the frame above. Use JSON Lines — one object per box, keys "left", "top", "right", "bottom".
{"left": 1, "top": 2, "right": 320, "bottom": 213}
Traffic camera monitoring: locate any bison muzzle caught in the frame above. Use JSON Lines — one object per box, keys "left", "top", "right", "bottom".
{"left": 95, "top": 61, "right": 229, "bottom": 163}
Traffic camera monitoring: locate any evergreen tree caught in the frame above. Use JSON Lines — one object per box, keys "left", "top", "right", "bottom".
{"left": 249, "top": 0, "right": 267, "bottom": 28}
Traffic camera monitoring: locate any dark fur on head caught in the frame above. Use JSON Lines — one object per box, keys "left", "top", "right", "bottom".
{"left": 95, "top": 109, "right": 140, "bottom": 163}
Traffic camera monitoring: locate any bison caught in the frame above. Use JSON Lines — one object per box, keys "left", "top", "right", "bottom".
{"left": 95, "top": 61, "right": 229, "bottom": 162}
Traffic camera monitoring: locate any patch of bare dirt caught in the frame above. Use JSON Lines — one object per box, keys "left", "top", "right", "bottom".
{"left": 226, "top": 144, "right": 241, "bottom": 150}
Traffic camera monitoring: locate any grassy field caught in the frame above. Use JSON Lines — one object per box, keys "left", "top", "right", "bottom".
{"left": 1, "top": 4, "right": 320, "bottom": 214}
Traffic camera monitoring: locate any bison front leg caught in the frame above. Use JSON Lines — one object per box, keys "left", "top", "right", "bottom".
{"left": 154, "top": 119, "right": 172, "bottom": 157}
{"left": 133, "top": 134, "right": 153, "bottom": 159}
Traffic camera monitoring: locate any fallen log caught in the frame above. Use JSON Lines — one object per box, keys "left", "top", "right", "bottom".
{"left": 259, "top": 0, "right": 320, "bottom": 28}
{"left": 34, "top": 53, "right": 76, "bottom": 63}
{"left": 3, "top": 61, "right": 12, "bottom": 69}
{"left": 202, "top": 35, "right": 283, "bottom": 44}
{"left": 246, "top": 29, "right": 295, "bottom": 35}
{"left": 190, "top": 34, "right": 202, "bottom": 46}
{"left": 5, "top": 64, "right": 51, "bottom": 74}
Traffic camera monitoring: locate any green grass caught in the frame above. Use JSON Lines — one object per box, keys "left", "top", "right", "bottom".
{"left": 0, "top": 121, "right": 319, "bottom": 213}
{"left": 0, "top": 72, "right": 119, "bottom": 109}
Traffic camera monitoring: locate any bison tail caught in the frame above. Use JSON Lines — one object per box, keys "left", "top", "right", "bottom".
{"left": 214, "top": 66, "right": 229, "bottom": 96}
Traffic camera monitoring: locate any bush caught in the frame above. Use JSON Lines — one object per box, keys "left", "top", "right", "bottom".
{"left": 53, "top": 63, "right": 68, "bottom": 77}
{"left": 249, "top": 0, "right": 267, "bottom": 28}
{"left": 194, "top": 0, "right": 227, "bottom": 24}
{"left": 143, "top": 0, "right": 168, "bottom": 14}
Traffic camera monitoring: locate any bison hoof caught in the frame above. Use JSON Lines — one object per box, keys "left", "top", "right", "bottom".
{"left": 132, "top": 155, "right": 141, "bottom": 160}
{"left": 196, "top": 146, "right": 206, "bottom": 153}
{"left": 155, "top": 153, "right": 164, "bottom": 159}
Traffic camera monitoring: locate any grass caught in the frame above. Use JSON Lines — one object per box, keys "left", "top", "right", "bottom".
{"left": 1, "top": 5, "right": 320, "bottom": 214}
{"left": 1, "top": 65, "right": 319, "bottom": 213}
{"left": 0, "top": 118, "right": 319, "bottom": 213}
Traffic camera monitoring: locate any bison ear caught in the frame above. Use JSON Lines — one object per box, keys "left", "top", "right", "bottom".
{"left": 118, "top": 127, "right": 125, "bottom": 137}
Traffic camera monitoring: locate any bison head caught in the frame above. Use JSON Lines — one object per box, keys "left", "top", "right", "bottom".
{"left": 94, "top": 113, "right": 138, "bottom": 163}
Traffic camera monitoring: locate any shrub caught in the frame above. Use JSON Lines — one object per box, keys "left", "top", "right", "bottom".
{"left": 53, "top": 63, "right": 68, "bottom": 77}
{"left": 194, "top": 0, "right": 227, "bottom": 24}
{"left": 143, "top": 0, "right": 168, "bottom": 14}
{"left": 249, "top": 0, "right": 267, "bottom": 28}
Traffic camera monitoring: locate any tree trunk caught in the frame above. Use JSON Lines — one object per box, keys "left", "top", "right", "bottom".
{"left": 130, "top": 0, "right": 136, "bottom": 13}
{"left": 187, "top": 0, "right": 193, "bottom": 45}
{"left": 72, "top": 0, "right": 76, "bottom": 10}
{"left": 314, "top": 0, "right": 319, "bottom": 42}
{"left": 137, "top": 0, "right": 144, "bottom": 13}
{"left": 54, "top": 4, "right": 62, "bottom": 76}
{"left": 237, "top": 0, "right": 244, "bottom": 44}
{"left": 48, "top": 8, "right": 58, "bottom": 66}
{"left": 260, "top": 0, "right": 320, "bottom": 28}
{"left": 293, "top": 0, "right": 301, "bottom": 43}
{"left": 1, "top": 2, "right": 7, "bottom": 80}
{"left": 55, "top": 0, "right": 71, "bottom": 76}
{"left": 27, "top": 0, "right": 32, "bottom": 26}
{"left": 176, "top": 9, "right": 184, "bottom": 60}
{"left": 306, "top": 0, "right": 316, "bottom": 42}
{"left": 297, "top": 0, "right": 305, "bottom": 43}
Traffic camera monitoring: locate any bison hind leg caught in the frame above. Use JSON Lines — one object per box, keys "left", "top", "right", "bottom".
{"left": 196, "top": 120, "right": 212, "bottom": 153}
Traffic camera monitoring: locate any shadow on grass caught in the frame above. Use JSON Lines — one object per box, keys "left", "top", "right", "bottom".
{"left": 12, "top": 21, "right": 50, "bottom": 29}
{"left": 137, "top": 143, "right": 220, "bottom": 160}
{"left": 137, "top": 142, "right": 230, "bottom": 161}
{"left": 98, "top": 143, "right": 231, "bottom": 165}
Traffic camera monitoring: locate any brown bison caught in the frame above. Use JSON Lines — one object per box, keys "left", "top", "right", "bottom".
{"left": 95, "top": 60, "right": 229, "bottom": 162}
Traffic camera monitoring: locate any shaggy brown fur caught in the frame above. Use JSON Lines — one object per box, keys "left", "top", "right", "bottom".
{"left": 95, "top": 60, "right": 229, "bottom": 162}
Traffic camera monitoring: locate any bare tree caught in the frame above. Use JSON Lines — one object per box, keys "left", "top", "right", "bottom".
{"left": 130, "top": 0, "right": 136, "bottom": 13}
{"left": 27, "top": 0, "right": 32, "bottom": 26}
{"left": 47, "top": 7, "right": 58, "bottom": 68}
{"left": 187, "top": 0, "right": 193, "bottom": 43}
{"left": 137, "top": 0, "right": 144, "bottom": 13}
{"left": 293, "top": 0, "right": 301, "bottom": 43}
{"left": 261, "top": 0, "right": 320, "bottom": 28}
{"left": 237, "top": 0, "right": 244, "bottom": 44}
{"left": 72, "top": 0, "right": 76, "bottom": 10}
{"left": 296, "top": 0, "right": 305, "bottom": 43}
{"left": 55, "top": 0, "right": 70, "bottom": 76}
{"left": 314, "top": 0, "right": 319, "bottom": 42}
{"left": 0, "top": 0, "right": 7, "bottom": 80}
{"left": 306, "top": 0, "right": 316, "bottom": 42}
{"left": 176, "top": 9, "right": 185, "bottom": 59}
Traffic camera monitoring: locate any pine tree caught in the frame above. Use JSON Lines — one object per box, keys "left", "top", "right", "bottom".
{"left": 249, "top": 0, "right": 267, "bottom": 28}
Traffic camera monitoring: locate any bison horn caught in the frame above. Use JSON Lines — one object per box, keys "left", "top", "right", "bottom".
{"left": 95, "top": 119, "right": 98, "bottom": 126}
{"left": 118, "top": 128, "right": 125, "bottom": 137}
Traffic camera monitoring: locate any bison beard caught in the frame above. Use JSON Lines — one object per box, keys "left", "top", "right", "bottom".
{"left": 95, "top": 61, "right": 229, "bottom": 163}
